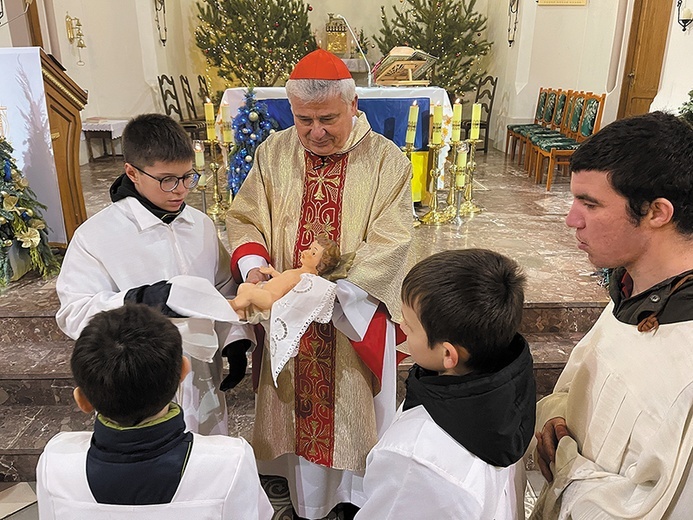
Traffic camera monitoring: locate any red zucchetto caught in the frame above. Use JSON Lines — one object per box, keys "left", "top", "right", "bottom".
{"left": 289, "top": 49, "right": 352, "bottom": 80}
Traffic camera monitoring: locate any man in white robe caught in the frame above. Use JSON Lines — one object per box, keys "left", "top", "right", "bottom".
{"left": 531, "top": 112, "right": 693, "bottom": 519}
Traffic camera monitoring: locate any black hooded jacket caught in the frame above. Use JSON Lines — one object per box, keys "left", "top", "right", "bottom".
{"left": 403, "top": 333, "right": 535, "bottom": 467}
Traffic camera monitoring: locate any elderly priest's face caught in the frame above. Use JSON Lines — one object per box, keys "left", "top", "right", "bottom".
{"left": 290, "top": 94, "right": 358, "bottom": 156}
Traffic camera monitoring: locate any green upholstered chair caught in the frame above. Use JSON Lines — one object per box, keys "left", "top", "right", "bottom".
{"left": 505, "top": 87, "right": 549, "bottom": 161}
{"left": 534, "top": 92, "right": 605, "bottom": 191}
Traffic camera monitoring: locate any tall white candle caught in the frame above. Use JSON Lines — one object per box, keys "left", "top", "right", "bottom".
{"left": 405, "top": 102, "right": 419, "bottom": 146}
{"left": 470, "top": 103, "right": 482, "bottom": 140}
{"left": 204, "top": 98, "right": 216, "bottom": 141}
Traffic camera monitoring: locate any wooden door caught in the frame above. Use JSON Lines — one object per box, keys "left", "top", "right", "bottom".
{"left": 617, "top": 0, "right": 673, "bottom": 119}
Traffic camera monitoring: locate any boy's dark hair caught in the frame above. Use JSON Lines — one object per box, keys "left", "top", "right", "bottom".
{"left": 570, "top": 111, "right": 693, "bottom": 234}
{"left": 122, "top": 113, "right": 194, "bottom": 167}
{"left": 401, "top": 249, "right": 526, "bottom": 373}
{"left": 71, "top": 303, "right": 183, "bottom": 426}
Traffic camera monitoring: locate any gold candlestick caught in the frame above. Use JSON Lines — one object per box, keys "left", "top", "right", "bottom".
{"left": 444, "top": 141, "right": 467, "bottom": 225}
{"left": 402, "top": 142, "right": 420, "bottom": 225}
{"left": 204, "top": 138, "right": 230, "bottom": 223}
{"left": 458, "top": 138, "right": 483, "bottom": 216}
{"left": 420, "top": 142, "right": 453, "bottom": 225}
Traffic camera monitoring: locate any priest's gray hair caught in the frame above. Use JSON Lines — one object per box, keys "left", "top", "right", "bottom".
{"left": 286, "top": 78, "right": 356, "bottom": 106}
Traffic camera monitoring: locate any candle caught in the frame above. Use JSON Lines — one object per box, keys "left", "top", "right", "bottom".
{"left": 451, "top": 100, "right": 462, "bottom": 142}
{"left": 431, "top": 104, "right": 442, "bottom": 145}
{"left": 193, "top": 140, "right": 205, "bottom": 169}
{"left": 204, "top": 98, "right": 216, "bottom": 141}
{"left": 456, "top": 149, "right": 468, "bottom": 172}
{"left": 221, "top": 102, "right": 233, "bottom": 144}
{"left": 405, "top": 101, "right": 419, "bottom": 146}
{"left": 470, "top": 103, "right": 482, "bottom": 140}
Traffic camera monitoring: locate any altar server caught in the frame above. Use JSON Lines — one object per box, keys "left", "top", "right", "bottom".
{"left": 37, "top": 304, "right": 272, "bottom": 519}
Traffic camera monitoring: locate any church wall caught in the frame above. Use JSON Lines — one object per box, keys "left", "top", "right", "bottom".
{"left": 3, "top": 1, "right": 687, "bottom": 162}
{"left": 0, "top": 23, "right": 11, "bottom": 48}
{"left": 487, "top": 0, "right": 631, "bottom": 151}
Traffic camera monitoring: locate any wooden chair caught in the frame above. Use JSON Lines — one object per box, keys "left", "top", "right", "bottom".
{"left": 525, "top": 90, "right": 575, "bottom": 176}
{"left": 505, "top": 87, "right": 549, "bottom": 161}
{"left": 534, "top": 92, "right": 605, "bottom": 191}
{"left": 516, "top": 88, "right": 560, "bottom": 169}
{"left": 462, "top": 75, "right": 498, "bottom": 153}
{"left": 179, "top": 75, "right": 200, "bottom": 120}
{"left": 157, "top": 74, "right": 206, "bottom": 140}
{"left": 531, "top": 91, "right": 587, "bottom": 187}
{"left": 197, "top": 74, "right": 210, "bottom": 103}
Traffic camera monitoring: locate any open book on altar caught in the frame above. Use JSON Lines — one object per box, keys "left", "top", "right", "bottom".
{"left": 373, "top": 46, "right": 438, "bottom": 86}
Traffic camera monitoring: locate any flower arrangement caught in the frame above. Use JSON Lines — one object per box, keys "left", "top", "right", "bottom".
{"left": 0, "top": 136, "right": 60, "bottom": 287}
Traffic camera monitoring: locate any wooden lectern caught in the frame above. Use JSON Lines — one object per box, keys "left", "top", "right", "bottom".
{"left": 40, "top": 50, "right": 88, "bottom": 243}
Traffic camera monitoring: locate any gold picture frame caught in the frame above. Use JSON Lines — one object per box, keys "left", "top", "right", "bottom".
{"left": 537, "top": 0, "right": 587, "bottom": 5}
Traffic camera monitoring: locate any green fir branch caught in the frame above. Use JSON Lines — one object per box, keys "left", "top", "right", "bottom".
{"left": 373, "top": 0, "right": 492, "bottom": 99}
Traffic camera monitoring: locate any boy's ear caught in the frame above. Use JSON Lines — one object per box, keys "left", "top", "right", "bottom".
{"left": 73, "top": 387, "right": 95, "bottom": 414}
{"left": 124, "top": 163, "right": 138, "bottom": 183}
{"left": 180, "top": 356, "right": 191, "bottom": 383}
{"left": 441, "top": 342, "right": 470, "bottom": 370}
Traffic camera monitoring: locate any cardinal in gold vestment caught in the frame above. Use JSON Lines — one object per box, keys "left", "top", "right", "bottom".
{"left": 226, "top": 49, "right": 412, "bottom": 519}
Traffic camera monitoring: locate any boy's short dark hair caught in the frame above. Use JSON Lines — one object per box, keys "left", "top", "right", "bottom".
{"left": 71, "top": 303, "right": 183, "bottom": 426}
{"left": 402, "top": 249, "right": 526, "bottom": 373}
{"left": 122, "top": 113, "right": 194, "bottom": 167}
{"left": 570, "top": 111, "right": 693, "bottom": 234}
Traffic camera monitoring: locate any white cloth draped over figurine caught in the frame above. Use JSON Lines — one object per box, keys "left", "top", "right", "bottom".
{"left": 167, "top": 274, "right": 339, "bottom": 386}
{"left": 269, "top": 273, "right": 337, "bottom": 385}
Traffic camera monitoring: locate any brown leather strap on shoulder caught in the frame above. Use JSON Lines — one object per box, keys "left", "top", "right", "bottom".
{"left": 637, "top": 274, "right": 693, "bottom": 332}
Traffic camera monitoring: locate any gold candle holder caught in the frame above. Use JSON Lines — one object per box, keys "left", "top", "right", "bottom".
{"left": 402, "top": 142, "right": 420, "bottom": 225}
{"left": 458, "top": 138, "right": 483, "bottom": 216}
{"left": 420, "top": 142, "right": 454, "bottom": 225}
{"left": 444, "top": 140, "right": 466, "bottom": 225}
{"left": 204, "top": 139, "right": 230, "bottom": 223}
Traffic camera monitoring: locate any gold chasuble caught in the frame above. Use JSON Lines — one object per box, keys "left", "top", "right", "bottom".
{"left": 227, "top": 112, "right": 412, "bottom": 471}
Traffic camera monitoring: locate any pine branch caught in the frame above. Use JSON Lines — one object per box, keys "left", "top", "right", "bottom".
{"left": 373, "top": 0, "right": 492, "bottom": 98}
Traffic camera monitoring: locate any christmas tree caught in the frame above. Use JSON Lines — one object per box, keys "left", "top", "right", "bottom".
{"left": 374, "top": 0, "right": 492, "bottom": 99}
{"left": 680, "top": 90, "right": 693, "bottom": 127}
{"left": 228, "top": 89, "right": 279, "bottom": 195}
{"left": 195, "top": 0, "right": 317, "bottom": 87}
{"left": 0, "top": 137, "right": 60, "bottom": 287}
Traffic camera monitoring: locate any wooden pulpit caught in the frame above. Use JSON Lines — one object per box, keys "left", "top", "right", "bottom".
{"left": 40, "top": 50, "right": 88, "bottom": 243}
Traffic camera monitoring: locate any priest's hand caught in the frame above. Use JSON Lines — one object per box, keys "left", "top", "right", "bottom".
{"left": 535, "top": 417, "right": 571, "bottom": 483}
{"left": 246, "top": 267, "right": 269, "bottom": 284}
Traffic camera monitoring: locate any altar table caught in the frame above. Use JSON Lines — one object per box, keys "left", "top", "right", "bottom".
{"left": 82, "top": 118, "right": 128, "bottom": 161}
{"left": 221, "top": 87, "right": 452, "bottom": 201}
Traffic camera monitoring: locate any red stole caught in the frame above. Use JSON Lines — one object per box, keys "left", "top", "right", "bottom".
{"left": 293, "top": 151, "right": 346, "bottom": 467}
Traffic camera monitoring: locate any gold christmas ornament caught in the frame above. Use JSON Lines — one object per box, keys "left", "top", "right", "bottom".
{"left": 16, "top": 228, "right": 41, "bottom": 248}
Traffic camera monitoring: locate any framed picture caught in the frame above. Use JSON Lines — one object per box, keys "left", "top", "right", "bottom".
{"left": 537, "top": 0, "right": 587, "bottom": 5}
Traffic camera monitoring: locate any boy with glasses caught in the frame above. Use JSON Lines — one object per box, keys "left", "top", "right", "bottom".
{"left": 56, "top": 113, "right": 252, "bottom": 436}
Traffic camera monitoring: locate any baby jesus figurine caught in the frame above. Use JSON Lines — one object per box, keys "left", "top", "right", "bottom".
{"left": 229, "top": 236, "right": 341, "bottom": 321}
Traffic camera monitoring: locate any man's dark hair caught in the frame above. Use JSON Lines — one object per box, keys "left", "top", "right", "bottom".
{"left": 122, "top": 113, "right": 194, "bottom": 167}
{"left": 401, "top": 249, "right": 526, "bottom": 373}
{"left": 71, "top": 303, "right": 183, "bottom": 426}
{"left": 571, "top": 111, "right": 693, "bottom": 234}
